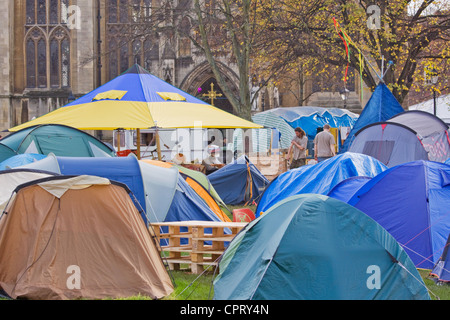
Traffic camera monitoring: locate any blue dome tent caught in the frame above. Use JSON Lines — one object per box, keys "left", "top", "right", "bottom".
{"left": 214, "top": 194, "right": 430, "bottom": 300}
{"left": 431, "top": 233, "right": 450, "bottom": 283}
{"left": 340, "top": 83, "right": 405, "bottom": 153}
{"left": 347, "top": 161, "right": 450, "bottom": 270}
{"left": 208, "top": 155, "right": 269, "bottom": 205}
{"left": 256, "top": 152, "right": 387, "bottom": 217}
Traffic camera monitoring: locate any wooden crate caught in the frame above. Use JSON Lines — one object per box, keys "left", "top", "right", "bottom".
{"left": 150, "top": 221, "right": 248, "bottom": 274}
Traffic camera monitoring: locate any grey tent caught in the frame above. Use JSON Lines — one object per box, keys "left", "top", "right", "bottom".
{"left": 388, "top": 110, "right": 450, "bottom": 163}
{"left": 348, "top": 122, "right": 428, "bottom": 167}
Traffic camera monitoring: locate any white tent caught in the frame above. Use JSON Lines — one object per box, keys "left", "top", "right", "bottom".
{"left": 408, "top": 94, "right": 450, "bottom": 125}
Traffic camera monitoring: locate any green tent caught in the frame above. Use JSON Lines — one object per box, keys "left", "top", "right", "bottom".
{"left": 0, "top": 143, "right": 18, "bottom": 163}
{"left": 214, "top": 194, "right": 430, "bottom": 300}
{"left": 1, "top": 124, "right": 115, "bottom": 158}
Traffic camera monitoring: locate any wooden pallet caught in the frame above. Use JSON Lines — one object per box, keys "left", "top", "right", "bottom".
{"left": 150, "top": 221, "right": 248, "bottom": 274}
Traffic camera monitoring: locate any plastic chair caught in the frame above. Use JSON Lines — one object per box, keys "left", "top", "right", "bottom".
{"left": 232, "top": 208, "right": 256, "bottom": 222}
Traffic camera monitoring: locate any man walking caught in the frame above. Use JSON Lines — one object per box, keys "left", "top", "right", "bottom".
{"left": 286, "top": 127, "right": 308, "bottom": 169}
{"left": 314, "top": 124, "right": 336, "bottom": 163}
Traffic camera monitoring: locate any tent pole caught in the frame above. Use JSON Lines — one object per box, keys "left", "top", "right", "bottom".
{"left": 117, "top": 130, "right": 121, "bottom": 153}
{"left": 136, "top": 128, "right": 141, "bottom": 160}
{"left": 156, "top": 128, "right": 162, "bottom": 161}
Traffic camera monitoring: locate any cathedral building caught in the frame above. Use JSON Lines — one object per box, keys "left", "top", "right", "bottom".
{"left": 0, "top": 0, "right": 362, "bottom": 135}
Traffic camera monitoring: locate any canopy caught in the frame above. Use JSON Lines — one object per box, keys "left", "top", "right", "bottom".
{"left": 9, "top": 64, "right": 262, "bottom": 132}
{"left": 1, "top": 124, "right": 115, "bottom": 158}
{"left": 347, "top": 160, "right": 450, "bottom": 270}
{"left": 214, "top": 194, "right": 430, "bottom": 300}
{"left": 341, "top": 83, "right": 405, "bottom": 153}
{"left": 256, "top": 152, "right": 387, "bottom": 216}
{"left": 0, "top": 175, "right": 174, "bottom": 300}
{"left": 348, "top": 122, "right": 429, "bottom": 167}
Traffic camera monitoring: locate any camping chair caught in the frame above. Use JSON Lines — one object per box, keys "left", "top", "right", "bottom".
{"left": 232, "top": 208, "right": 256, "bottom": 223}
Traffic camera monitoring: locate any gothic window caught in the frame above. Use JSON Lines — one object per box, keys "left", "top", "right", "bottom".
{"left": 24, "top": 0, "right": 71, "bottom": 89}
{"left": 178, "top": 17, "right": 191, "bottom": 57}
{"left": 106, "top": 1, "right": 162, "bottom": 81}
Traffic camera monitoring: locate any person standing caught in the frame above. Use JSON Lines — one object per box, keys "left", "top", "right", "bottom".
{"left": 286, "top": 127, "right": 308, "bottom": 169}
{"left": 314, "top": 124, "right": 336, "bottom": 162}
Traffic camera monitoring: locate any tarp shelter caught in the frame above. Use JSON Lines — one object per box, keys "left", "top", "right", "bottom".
{"left": 341, "top": 83, "right": 405, "bottom": 153}
{"left": 18, "top": 154, "right": 228, "bottom": 225}
{"left": 9, "top": 64, "right": 262, "bottom": 133}
{"left": 0, "top": 168, "right": 57, "bottom": 212}
{"left": 388, "top": 110, "right": 450, "bottom": 163}
{"left": 208, "top": 155, "right": 269, "bottom": 206}
{"left": 347, "top": 161, "right": 450, "bottom": 270}
{"left": 256, "top": 152, "right": 387, "bottom": 217}
{"left": 431, "top": 233, "right": 450, "bottom": 283}
{"left": 0, "top": 143, "right": 17, "bottom": 163}
{"left": 260, "top": 107, "right": 358, "bottom": 140}
{"left": 214, "top": 194, "right": 430, "bottom": 300}
{"left": 0, "top": 175, "right": 174, "bottom": 300}
{"left": 348, "top": 122, "right": 429, "bottom": 167}
{"left": 1, "top": 124, "right": 115, "bottom": 159}
{"left": 409, "top": 94, "right": 450, "bottom": 125}
{"left": 0, "top": 154, "right": 47, "bottom": 170}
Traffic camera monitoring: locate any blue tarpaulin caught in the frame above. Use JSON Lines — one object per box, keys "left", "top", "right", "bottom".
{"left": 256, "top": 152, "right": 387, "bottom": 216}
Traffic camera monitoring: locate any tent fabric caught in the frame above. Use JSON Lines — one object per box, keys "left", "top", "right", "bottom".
{"left": 0, "top": 153, "right": 46, "bottom": 170}
{"left": 0, "top": 143, "right": 17, "bottom": 163}
{"left": 327, "top": 176, "right": 371, "bottom": 203}
{"left": 9, "top": 64, "right": 262, "bottom": 131}
{"left": 408, "top": 94, "right": 450, "bottom": 125}
{"left": 388, "top": 110, "right": 450, "bottom": 163}
{"left": 431, "top": 233, "right": 450, "bottom": 283}
{"left": 348, "top": 122, "right": 429, "bottom": 167}
{"left": 16, "top": 154, "right": 227, "bottom": 225}
{"left": 142, "top": 159, "right": 230, "bottom": 219}
{"left": 341, "top": 83, "right": 405, "bottom": 153}
{"left": 347, "top": 161, "right": 450, "bottom": 270}
{"left": 0, "top": 169, "right": 57, "bottom": 212}
{"left": 256, "top": 152, "right": 387, "bottom": 217}
{"left": 261, "top": 107, "right": 358, "bottom": 140}
{"left": 208, "top": 155, "right": 269, "bottom": 205}
{"left": 1, "top": 124, "right": 115, "bottom": 158}
{"left": 252, "top": 112, "right": 295, "bottom": 149}
{"left": 214, "top": 194, "right": 430, "bottom": 300}
{"left": 0, "top": 175, "right": 174, "bottom": 300}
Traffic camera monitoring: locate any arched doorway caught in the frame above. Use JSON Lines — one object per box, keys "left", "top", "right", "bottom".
{"left": 196, "top": 77, "right": 233, "bottom": 114}
{"left": 180, "top": 62, "right": 240, "bottom": 115}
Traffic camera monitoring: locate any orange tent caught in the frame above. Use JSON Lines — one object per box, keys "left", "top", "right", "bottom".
{"left": 0, "top": 175, "right": 174, "bottom": 300}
